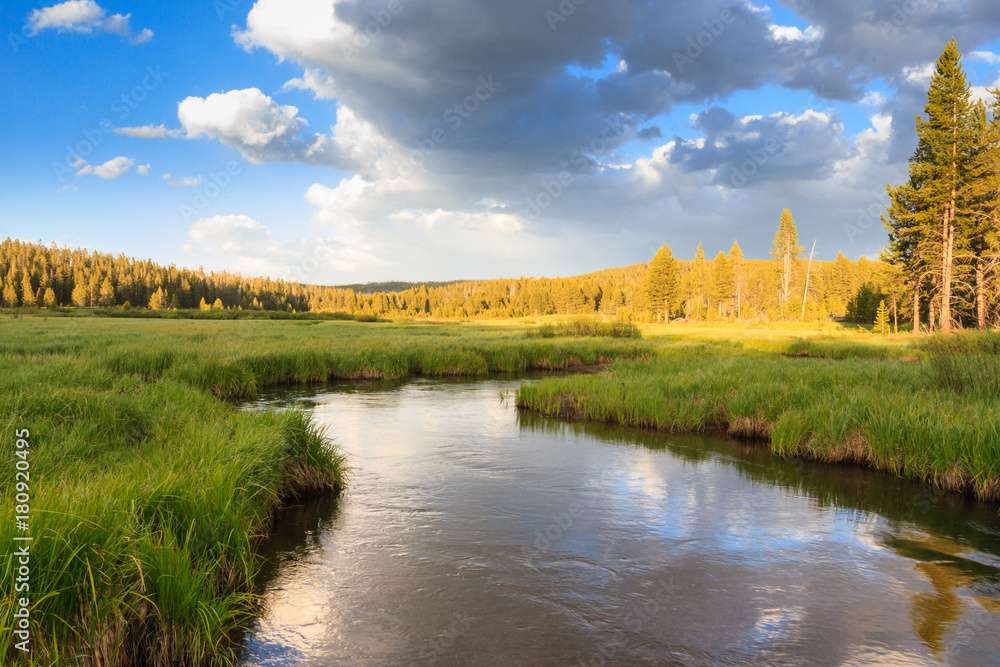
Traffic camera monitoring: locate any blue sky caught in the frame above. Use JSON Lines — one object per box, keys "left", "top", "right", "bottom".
{"left": 3, "top": 1, "right": 1000, "bottom": 283}
{"left": 2, "top": 1, "right": 345, "bottom": 267}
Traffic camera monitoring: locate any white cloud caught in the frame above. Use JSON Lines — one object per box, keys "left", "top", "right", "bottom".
{"left": 26, "top": 0, "right": 153, "bottom": 44}
{"left": 115, "top": 124, "right": 184, "bottom": 139}
{"left": 136, "top": 163, "right": 151, "bottom": 176}
{"left": 179, "top": 88, "right": 303, "bottom": 154}
{"left": 185, "top": 211, "right": 383, "bottom": 278}
{"left": 282, "top": 69, "right": 338, "bottom": 100}
{"left": 73, "top": 155, "right": 137, "bottom": 180}
{"left": 970, "top": 50, "right": 1000, "bottom": 65}
{"left": 131, "top": 27, "right": 154, "bottom": 45}
{"left": 768, "top": 24, "right": 823, "bottom": 43}
{"left": 162, "top": 173, "right": 203, "bottom": 188}
{"left": 176, "top": 88, "right": 346, "bottom": 164}
{"left": 390, "top": 208, "right": 525, "bottom": 234}
{"left": 832, "top": 114, "right": 893, "bottom": 182}
{"left": 972, "top": 76, "right": 1000, "bottom": 105}
{"left": 860, "top": 91, "right": 886, "bottom": 107}
{"left": 27, "top": 0, "right": 102, "bottom": 33}
{"left": 902, "top": 63, "right": 934, "bottom": 86}
{"left": 188, "top": 214, "right": 273, "bottom": 255}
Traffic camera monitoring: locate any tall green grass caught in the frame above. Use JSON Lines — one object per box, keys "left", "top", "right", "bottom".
{"left": 526, "top": 321, "right": 642, "bottom": 339}
{"left": 0, "top": 316, "right": 649, "bottom": 664}
{"left": 518, "top": 334, "right": 1000, "bottom": 501}
{"left": 923, "top": 331, "right": 1000, "bottom": 398}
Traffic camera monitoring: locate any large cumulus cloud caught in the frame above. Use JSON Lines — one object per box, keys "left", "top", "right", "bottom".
{"left": 129, "top": 0, "right": 1000, "bottom": 280}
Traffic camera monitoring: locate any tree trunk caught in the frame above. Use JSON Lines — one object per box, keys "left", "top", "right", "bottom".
{"left": 940, "top": 205, "right": 954, "bottom": 333}
{"left": 976, "top": 260, "right": 987, "bottom": 330}
{"left": 800, "top": 240, "right": 816, "bottom": 321}
{"left": 912, "top": 284, "right": 921, "bottom": 334}
{"left": 781, "top": 238, "right": 792, "bottom": 313}
{"left": 891, "top": 296, "right": 898, "bottom": 334}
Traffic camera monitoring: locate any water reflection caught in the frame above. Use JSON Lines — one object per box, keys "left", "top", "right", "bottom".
{"left": 242, "top": 379, "right": 1000, "bottom": 666}
{"left": 524, "top": 414, "right": 1000, "bottom": 660}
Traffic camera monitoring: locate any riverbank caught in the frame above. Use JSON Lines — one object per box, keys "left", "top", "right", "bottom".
{"left": 517, "top": 331, "right": 1000, "bottom": 501}
{"left": 0, "top": 316, "right": 650, "bottom": 665}
{"left": 3, "top": 314, "right": 997, "bottom": 663}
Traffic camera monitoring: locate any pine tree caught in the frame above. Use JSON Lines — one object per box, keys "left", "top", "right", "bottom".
{"left": 70, "top": 281, "right": 88, "bottom": 307}
{"left": 42, "top": 287, "right": 58, "bottom": 307}
{"left": 728, "top": 240, "right": 745, "bottom": 319}
{"left": 643, "top": 245, "right": 679, "bottom": 322}
{"left": 916, "top": 40, "right": 973, "bottom": 332}
{"left": 98, "top": 277, "right": 116, "bottom": 307}
{"left": 771, "top": 208, "right": 802, "bottom": 314}
{"left": 148, "top": 287, "right": 165, "bottom": 311}
{"left": 20, "top": 272, "right": 35, "bottom": 307}
{"left": 963, "top": 91, "right": 1000, "bottom": 329}
{"left": 688, "top": 242, "right": 708, "bottom": 319}
{"left": 874, "top": 299, "right": 890, "bottom": 336}
{"left": 711, "top": 251, "right": 735, "bottom": 318}
{"left": 2, "top": 281, "right": 17, "bottom": 307}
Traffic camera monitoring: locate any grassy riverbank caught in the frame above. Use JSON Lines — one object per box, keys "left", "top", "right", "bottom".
{"left": 3, "top": 314, "right": 997, "bottom": 663}
{"left": 518, "top": 329, "right": 1000, "bottom": 501}
{"left": 0, "top": 316, "right": 650, "bottom": 665}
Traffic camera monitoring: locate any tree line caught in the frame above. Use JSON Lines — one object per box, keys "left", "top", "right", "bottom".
{"left": 884, "top": 40, "right": 1000, "bottom": 332}
{"left": 639, "top": 208, "right": 892, "bottom": 324}
{"left": 33, "top": 44, "right": 1000, "bottom": 325}
{"left": 0, "top": 234, "right": 889, "bottom": 322}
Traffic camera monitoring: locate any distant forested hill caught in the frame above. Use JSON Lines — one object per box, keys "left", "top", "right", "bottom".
{"left": 337, "top": 281, "right": 461, "bottom": 294}
{"left": 0, "top": 237, "right": 890, "bottom": 322}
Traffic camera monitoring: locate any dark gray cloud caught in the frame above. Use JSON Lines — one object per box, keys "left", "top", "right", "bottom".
{"left": 179, "top": 0, "right": 1000, "bottom": 278}
{"left": 638, "top": 126, "right": 663, "bottom": 140}
{"left": 669, "top": 106, "right": 850, "bottom": 187}
{"left": 237, "top": 0, "right": 1000, "bottom": 169}
{"left": 783, "top": 0, "right": 1000, "bottom": 77}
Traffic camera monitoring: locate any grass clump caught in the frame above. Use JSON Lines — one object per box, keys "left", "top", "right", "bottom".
{"left": 923, "top": 331, "right": 1000, "bottom": 398}
{"left": 527, "top": 320, "right": 642, "bottom": 339}
{"left": 518, "top": 334, "right": 1000, "bottom": 501}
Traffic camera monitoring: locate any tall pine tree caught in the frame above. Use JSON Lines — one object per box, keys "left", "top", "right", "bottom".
{"left": 771, "top": 208, "right": 802, "bottom": 315}
{"left": 643, "top": 245, "right": 679, "bottom": 323}
{"left": 963, "top": 91, "right": 1000, "bottom": 328}
{"left": 916, "top": 40, "right": 973, "bottom": 332}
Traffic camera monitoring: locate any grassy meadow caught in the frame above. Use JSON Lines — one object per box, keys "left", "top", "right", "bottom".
{"left": 0, "top": 315, "right": 649, "bottom": 665}
{"left": 518, "top": 322, "right": 1000, "bottom": 501}
{"left": 1, "top": 313, "right": 998, "bottom": 664}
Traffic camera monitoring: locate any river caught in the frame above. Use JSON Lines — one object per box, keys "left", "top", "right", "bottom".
{"left": 241, "top": 378, "right": 1000, "bottom": 666}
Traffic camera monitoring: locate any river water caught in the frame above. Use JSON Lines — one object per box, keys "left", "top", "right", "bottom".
{"left": 241, "top": 378, "right": 1000, "bottom": 666}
